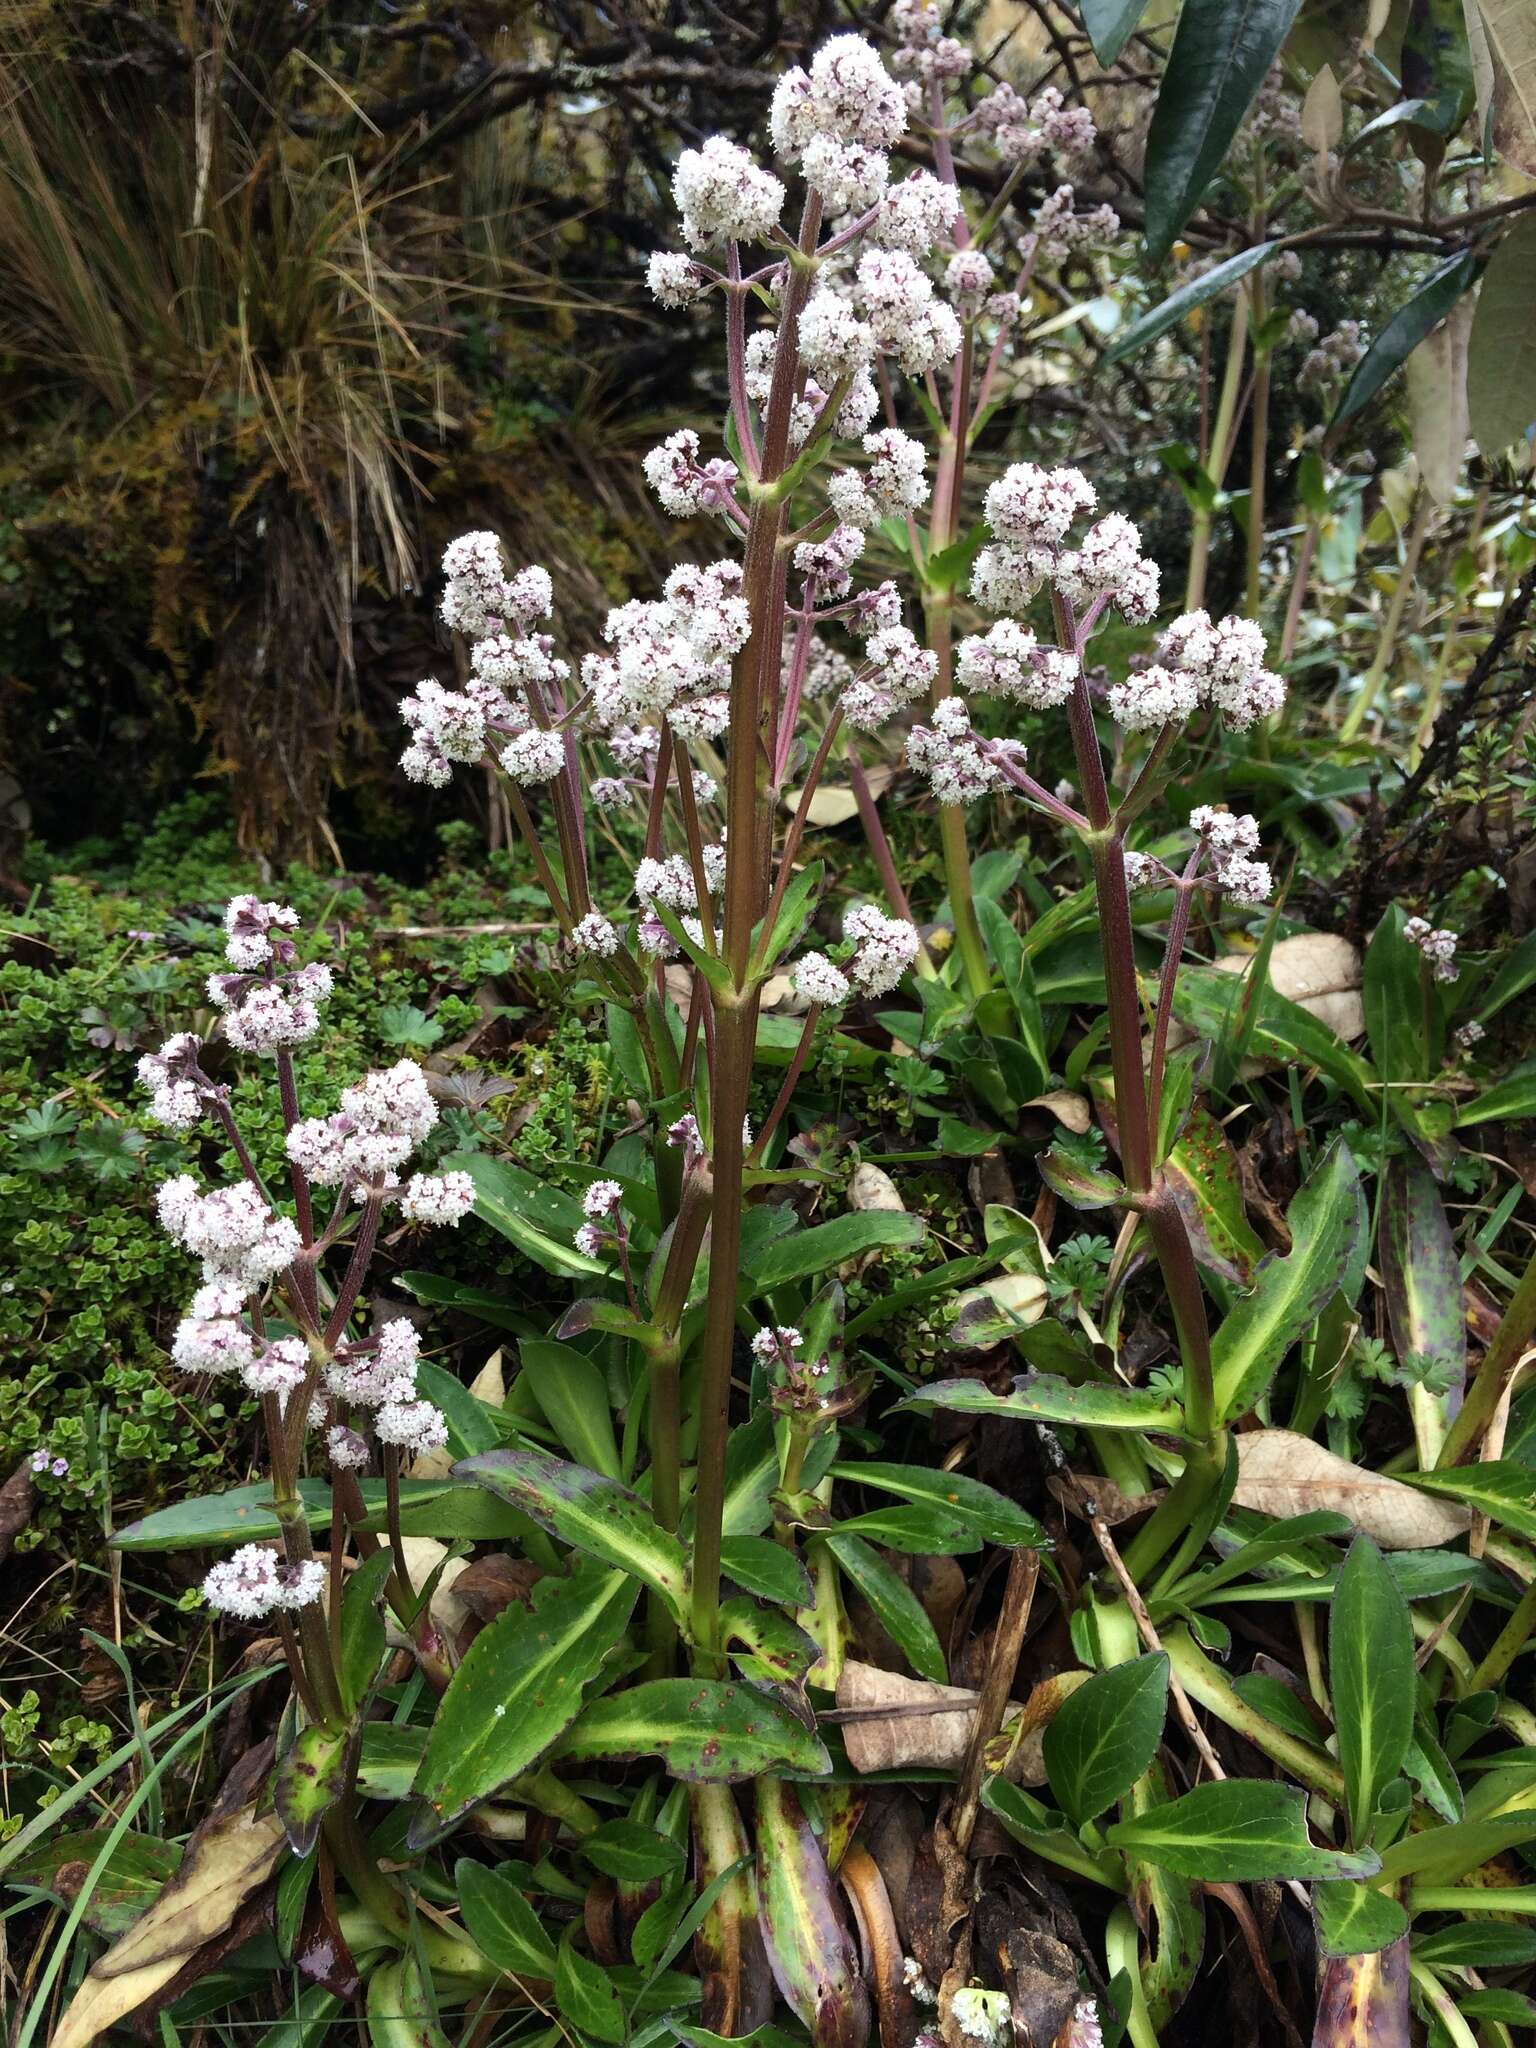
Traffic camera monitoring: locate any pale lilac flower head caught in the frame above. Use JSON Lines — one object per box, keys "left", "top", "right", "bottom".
{"left": 792, "top": 953, "right": 852, "bottom": 1008}
{"left": 674, "top": 136, "right": 785, "bottom": 249}
{"left": 398, "top": 1172, "right": 476, "bottom": 1227}
{"left": 844, "top": 904, "right": 921, "bottom": 995}
{"left": 1404, "top": 916, "right": 1459, "bottom": 982}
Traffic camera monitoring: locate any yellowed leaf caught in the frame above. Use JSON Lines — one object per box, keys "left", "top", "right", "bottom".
{"left": 1024, "top": 1089, "right": 1092, "bottom": 1134}
{"left": 951, "top": 1271, "right": 1049, "bottom": 1348}
{"left": 834, "top": 1659, "right": 1086, "bottom": 1783}
{"left": 1302, "top": 66, "right": 1344, "bottom": 159}
{"left": 1480, "top": 0, "right": 1536, "bottom": 173}
{"left": 1468, "top": 214, "right": 1536, "bottom": 456}
{"left": 468, "top": 1349, "right": 505, "bottom": 1408}
{"left": 789, "top": 764, "right": 895, "bottom": 828}
{"left": 386, "top": 1538, "right": 472, "bottom": 1640}
{"left": 53, "top": 1807, "right": 285, "bottom": 2048}
{"left": 1407, "top": 299, "right": 1473, "bottom": 505}
{"left": 1232, "top": 1430, "right": 1472, "bottom": 1548}
{"left": 849, "top": 1163, "right": 906, "bottom": 1212}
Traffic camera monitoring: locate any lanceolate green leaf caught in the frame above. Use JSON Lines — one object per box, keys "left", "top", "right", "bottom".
{"left": 896, "top": 1374, "right": 1186, "bottom": 1434}
{"left": 1379, "top": 1155, "right": 1467, "bottom": 1458}
{"left": 1313, "top": 1882, "right": 1410, "bottom": 1958}
{"left": 410, "top": 1565, "right": 638, "bottom": 1844}
{"left": 1143, "top": 0, "right": 1305, "bottom": 259}
{"left": 1377, "top": 1808, "right": 1536, "bottom": 1885}
{"left": 1333, "top": 248, "right": 1479, "bottom": 427}
{"left": 446, "top": 1151, "right": 606, "bottom": 1278}
{"left": 1402, "top": 1460, "right": 1536, "bottom": 1541}
{"left": 1107, "top": 241, "right": 1280, "bottom": 363}
{"left": 829, "top": 1463, "right": 1048, "bottom": 1550}
{"left": 517, "top": 1339, "right": 622, "bottom": 1480}
{"left": 1211, "top": 1141, "right": 1365, "bottom": 1422}
{"left": 824, "top": 1533, "right": 948, "bottom": 1682}
{"left": 1106, "top": 1781, "right": 1381, "bottom": 1882}
{"left": 456, "top": 1858, "right": 557, "bottom": 1978}
{"left": 1081, "top": 0, "right": 1153, "bottom": 65}
{"left": 111, "top": 1477, "right": 535, "bottom": 1552}
{"left": 1330, "top": 1537, "right": 1416, "bottom": 1849}
{"left": 1457, "top": 1057, "right": 1536, "bottom": 1128}
{"left": 555, "top": 1679, "right": 832, "bottom": 1781}
{"left": 1364, "top": 904, "right": 1435, "bottom": 1081}
{"left": 455, "top": 1446, "right": 688, "bottom": 1611}
{"left": 744, "top": 1210, "right": 925, "bottom": 1292}
{"left": 1043, "top": 1654, "right": 1170, "bottom": 1827}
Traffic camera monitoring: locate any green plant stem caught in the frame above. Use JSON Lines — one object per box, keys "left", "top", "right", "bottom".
{"left": 1279, "top": 515, "right": 1319, "bottom": 664}
{"left": 1339, "top": 489, "right": 1432, "bottom": 740}
{"left": 846, "top": 741, "right": 935, "bottom": 977}
{"left": 1165, "top": 1628, "right": 1347, "bottom": 1802}
{"left": 690, "top": 204, "right": 819, "bottom": 1670}
{"left": 1105, "top": 1905, "right": 1160, "bottom": 2048}
{"left": 1468, "top": 1577, "right": 1536, "bottom": 1693}
{"left": 1438, "top": 1237, "right": 1536, "bottom": 1466}
{"left": 1186, "top": 289, "right": 1249, "bottom": 612}
{"left": 924, "top": 592, "right": 991, "bottom": 996}
{"left": 1411, "top": 1885, "right": 1536, "bottom": 1912}
{"left": 1244, "top": 346, "right": 1271, "bottom": 618}
{"left": 262, "top": 1391, "right": 346, "bottom": 1726}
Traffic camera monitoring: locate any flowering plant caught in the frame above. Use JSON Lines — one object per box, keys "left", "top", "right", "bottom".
{"left": 26, "top": 11, "right": 1536, "bottom": 2048}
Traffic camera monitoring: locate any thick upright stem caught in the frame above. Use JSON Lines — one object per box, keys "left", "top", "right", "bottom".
{"left": 1438, "top": 1239, "right": 1536, "bottom": 1467}
{"left": 691, "top": 995, "right": 756, "bottom": 1667}
{"left": 925, "top": 595, "right": 991, "bottom": 997}
{"left": 1186, "top": 290, "right": 1249, "bottom": 612}
{"left": 1340, "top": 490, "right": 1432, "bottom": 741}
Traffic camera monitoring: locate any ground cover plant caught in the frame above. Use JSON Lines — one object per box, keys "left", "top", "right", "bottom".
{"left": 6, "top": 4, "right": 1536, "bottom": 2046}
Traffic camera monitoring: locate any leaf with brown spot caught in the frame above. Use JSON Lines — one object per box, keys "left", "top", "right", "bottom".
{"left": 50, "top": 1805, "right": 286, "bottom": 2048}
{"left": 1232, "top": 1431, "right": 1471, "bottom": 1548}
{"left": 1311, "top": 1933, "right": 1411, "bottom": 2047}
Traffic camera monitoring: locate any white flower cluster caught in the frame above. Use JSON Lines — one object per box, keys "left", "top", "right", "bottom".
{"left": 158, "top": 1176, "right": 302, "bottom": 1298}
{"left": 794, "top": 244, "right": 966, "bottom": 385}
{"left": 843, "top": 620, "right": 939, "bottom": 732}
{"left": 1404, "top": 916, "right": 1459, "bottom": 983}
{"left": 972, "top": 465, "right": 1159, "bottom": 630}
{"left": 844, "top": 903, "right": 921, "bottom": 995}
{"left": 645, "top": 251, "right": 708, "bottom": 308}
{"left": 402, "top": 537, "right": 566, "bottom": 788}
{"left": 285, "top": 1059, "right": 440, "bottom": 1197}
{"left": 770, "top": 36, "right": 907, "bottom": 219}
{"left": 956, "top": 619, "right": 1079, "bottom": 710}
{"left": 889, "top": 0, "right": 971, "bottom": 87}
{"left": 1190, "top": 806, "right": 1273, "bottom": 905}
{"left": 792, "top": 952, "right": 852, "bottom": 1008}
{"left": 203, "top": 1544, "right": 327, "bottom": 1621}
{"left": 974, "top": 81, "right": 1095, "bottom": 164}
{"left": 586, "top": 562, "right": 749, "bottom": 739}
{"left": 674, "top": 135, "right": 785, "bottom": 250}
{"left": 744, "top": 327, "right": 881, "bottom": 451}
{"left": 907, "top": 698, "right": 1013, "bottom": 805}
{"left": 1109, "top": 611, "right": 1286, "bottom": 734}
{"left": 440, "top": 533, "right": 553, "bottom": 641}
{"left": 575, "top": 1178, "right": 627, "bottom": 1259}
{"left": 325, "top": 1318, "right": 449, "bottom": 1458}
{"left": 751, "top": 1323, "right": 804, "bottom": 1365}
{"left": 137, "top": 1032, "right": 212, "bottom": 1130}
{"left": 1030, "top": 185, "right": 1121, "bottom": 260}
{"left": 642, "top": 428, "right": 740, "bottom": 519}
{"left": 571, "top": 911, "right": 621, "bottom": 959}
{"left": 826, "top": 428, "right": 929, "bottom": 531}
{"left": 201, "top": 899, "right": 334, "bottom": 1057}
{"left": 1299, "top": 318, "right": 1365, "bottom": 391}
